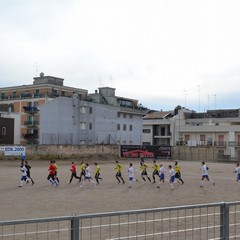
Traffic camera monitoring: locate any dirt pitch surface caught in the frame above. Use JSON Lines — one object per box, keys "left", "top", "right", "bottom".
{"left": 0, "top": 159, "right": 239, "bottom": 221}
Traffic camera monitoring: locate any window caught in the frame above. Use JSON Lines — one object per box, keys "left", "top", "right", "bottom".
{"left": 2, "top": 127, "right": 6, "bottom": 135}
{"left": 117, "top": 124, "right": 120, "bottom": 130}
{"left": 117, "top": 112, "right": 121, "bottom": 118}
{"left": 161, "top": 127, "right": 165, "bottom": 136}
{"left": 80, "top": 122, "right": 86, "bottom": 129}
{"left": 200, "top": 135, "right": 206, "bottom": 144}
{"left": 62, "top": 91, "right": 65, "bottom": 96}
{"left": 89, "top": 107, "right": 92, "bottom": 114}
{"left": 80, "top": 106, "right": 87, "bottom": 113}
{"left": 143, "top": 129, "right": 151, "bottom": 133}
{"left": 123, "top": 124, "right": 126, "bottom": 131}
{"left": 129, "top": 125, "right": 133, "bottom": 131}
{"left": 89, "top": 123, "right": 92, "bottom": 130}
{"left": 123, "top": 113, "right": 127, "bottom": 118}
{"left": 129, "top": 114, "right": 133, "bottom": 119}
{"left": 218, "top": 149, "right": 224, "bottom": 155}
{"left": 80, "top": 140, "right": 85, "bottom": 145}
{"left": 184, "top": 135, "right": 190, "bottom": 143}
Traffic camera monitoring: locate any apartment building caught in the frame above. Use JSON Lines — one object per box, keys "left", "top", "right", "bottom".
{"left": 143, "top": 106, "right": 240, "bottom": 160}
{"left": 39, "top": 87, "right": 148, "bottom": 145}
{"left": 0, "top": 73, "right": 88, "bottom": 145}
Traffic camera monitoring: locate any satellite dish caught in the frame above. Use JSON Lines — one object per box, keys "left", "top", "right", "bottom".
{"left": 40, "top": 72, "right": 44, "bottom": 77}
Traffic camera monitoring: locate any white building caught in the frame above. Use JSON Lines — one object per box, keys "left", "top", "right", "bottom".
{"left": 39, "top": 87, "right": 148, "bottom": 145}
{"left": 143, "top": 106, "right": 240, "bottom": 161}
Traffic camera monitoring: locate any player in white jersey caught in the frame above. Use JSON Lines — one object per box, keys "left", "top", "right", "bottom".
{"left": 18, "top": 162, "right": 29, "bottom": 187}
{"left": 168, "top": 165, "right": 175, "bottom": 190}
{"left": 80, "top": 163, "right": 96, "bottom": 188}
{"left": 233, "top": 163, "right": 240, "bottom": 182}
{"left": 157, "top": 164, "right": 166, "bottom": 188}
{"left": 128, "top": 163, "right": 138, "bottom": 188}
{"left": 200, "top": 161, "right": 215, "bottom": 187}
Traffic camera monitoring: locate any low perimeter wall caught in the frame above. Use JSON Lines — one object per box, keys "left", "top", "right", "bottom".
{"left": 0, "top": 145, "right": 235, "bottom": 163}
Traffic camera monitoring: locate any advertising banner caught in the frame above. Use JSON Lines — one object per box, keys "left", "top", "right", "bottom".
{"left": 121, "top": 145, "right": 171, "bottom": 159}
{"left": 4, "top": 146, "right": 26, "bottom": 156}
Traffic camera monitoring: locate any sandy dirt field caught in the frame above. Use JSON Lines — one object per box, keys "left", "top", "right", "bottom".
{"left": 0, "top": 159, "right": 239, "bottom": 221}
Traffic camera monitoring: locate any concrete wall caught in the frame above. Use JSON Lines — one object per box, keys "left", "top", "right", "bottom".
{"left": 0, "top": 145, "right": 120, "bottom": 160}
{"left": 172, "top": 146, "right": 233, "bottom": 162}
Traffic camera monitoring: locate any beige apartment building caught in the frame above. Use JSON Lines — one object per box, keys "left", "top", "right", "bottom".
{"left": 0, "top": 73, "right": 88, "bottom": 145}
{"left": 143, "top": 106, "right": 240, "bottom": 161}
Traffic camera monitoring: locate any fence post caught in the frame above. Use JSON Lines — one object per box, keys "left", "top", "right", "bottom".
{"left": 71, "top": 216, "right": 79, "bottom": 240}
{"left": 220, "top": 203, "right": 229, "bottom": 240}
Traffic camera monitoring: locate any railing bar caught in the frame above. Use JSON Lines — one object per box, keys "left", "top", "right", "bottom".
{"left": 100, "top": 217, "right": 102, "bottom": 240}
{"left": 153, "top": 212, "right": 155, "bottom": 240}
{"left": 90, "top": 217, "right": 92, "bottom": 240}
{"left": 192, "top": 208, "right": 194, "bottom": 240}
{"left": 144, "top": 212, "right": 146, "bottom": 240}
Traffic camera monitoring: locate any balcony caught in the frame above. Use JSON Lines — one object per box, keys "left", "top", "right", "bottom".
{"left": 24, "top": 120, "right": 39, "bottom": 127}
{"left": 26, "top": 139, "right": 39, "bottom": 145}
{"left": 23, "top": 106, "right": 39, "bottom": 113}
{"left": 228, "top": 141, "right": 240, "bottom": 147}
{"left": 214, "top": 141, "right": 226, "bottom": 147}
{"left": 23, "top": 133, "right": 38, "bottom": 140}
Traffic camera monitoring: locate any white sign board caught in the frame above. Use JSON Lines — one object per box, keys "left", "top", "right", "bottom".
{"left": 4, "top": 146, "right": 26, "bottom": 156}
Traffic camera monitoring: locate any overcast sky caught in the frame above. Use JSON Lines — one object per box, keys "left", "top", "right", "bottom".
{"left": 1, "top": 0, "right": 240, "bottom": 112}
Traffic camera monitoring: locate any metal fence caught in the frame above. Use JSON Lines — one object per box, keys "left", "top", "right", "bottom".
{"left": 1, "top": 201, "right": 240, "bottom": 240}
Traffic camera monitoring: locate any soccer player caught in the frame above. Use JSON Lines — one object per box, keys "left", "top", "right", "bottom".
{"left": 53, "top": 160, "right": 60, "bottom": 184}
{"left": 18, "top": 162, "right": 29, "bottom": 187}
{"left": 169, "top": 165, "right": 175, "bottom": 190}
{"left": 20, "top": 153, "right": 25, "bottom": 163}
{"left": 47, "top": 161, "right": 59, "bottom": 187}
{"left": 25, "top": 161, "right": 34, "bottom": 185}
{"left": 128, "top": 163, "right": 138, "bottom": 188}
{"left": 115, "top": 161, "right": 125, "bottom": 184}
{"left": 80, "top": 163, "right": 96, "bottom": 188}
{"left": 157, "top": 164, "right": 166, "bottom": 188}
{"left": 174, "top": 161, "right": 184, "bottom": 184}
{"left": 79, "top": 161, "right": 86, "bottom": 182}
{"left": 68, "top": 162, "right": 80, "bottom": 183}
{"left": 152, "top": 160, "right": 160, "bottom": 183}
{"left": 233, "top": 162, "right": 240, "bottom": 182}
{"left": 200, "top": 161, "right": 215, "bottom": 187}
{"left": 94, "top": 162, "right": 102, "bottom": 184}
{"left": 140, "top": 161, "right": 151, "bottom": 182}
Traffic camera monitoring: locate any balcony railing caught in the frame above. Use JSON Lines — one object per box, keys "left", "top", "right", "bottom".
{"left": 23, "top": 106, "right": 39, "bottom": 113}
{"left": 214, "top": 141, "right": 226, "bottom": 147}
{"left": 228, "top": 141, "right": 240, "bottom": 147}
{"left": 24, "top": 120, "right": 39, "bottom": 127}
{"left": 26, "top": 139, "right": 39, "bottom": 145}
{"left": 22, "top": 133, "right": 38, "bottom": 140}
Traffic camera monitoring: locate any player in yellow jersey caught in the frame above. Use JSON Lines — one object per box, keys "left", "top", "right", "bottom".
{"left": 94, "top": 162, "right": 102, "bottom": 184}
{"left": 79, "top": 161, "right": 86, "bottom": 182}
{"left": 174, "top": 161, "right": 184, "bottom": 184}
{"left": 152, "top": 160, "right": 160, "bottom": 183}
{"left": 140, "top": 161, "right": 151, "bottom": 182}
{"left": 115, "top": 161, "right": 125, "bottom": 184}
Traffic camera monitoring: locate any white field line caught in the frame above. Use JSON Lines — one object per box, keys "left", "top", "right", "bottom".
{"left": 106, "top": 225, "right": 220, "bottom": 240}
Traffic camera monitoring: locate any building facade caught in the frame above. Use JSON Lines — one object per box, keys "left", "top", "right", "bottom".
{"left": 39, "top": 87, "right": 147, "bottom": 145}
{"left": 143, "top": 106, "right": 240, "bottom": 161}
{"left": 0, "top": 73, "right": 88, "bottom": 145}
